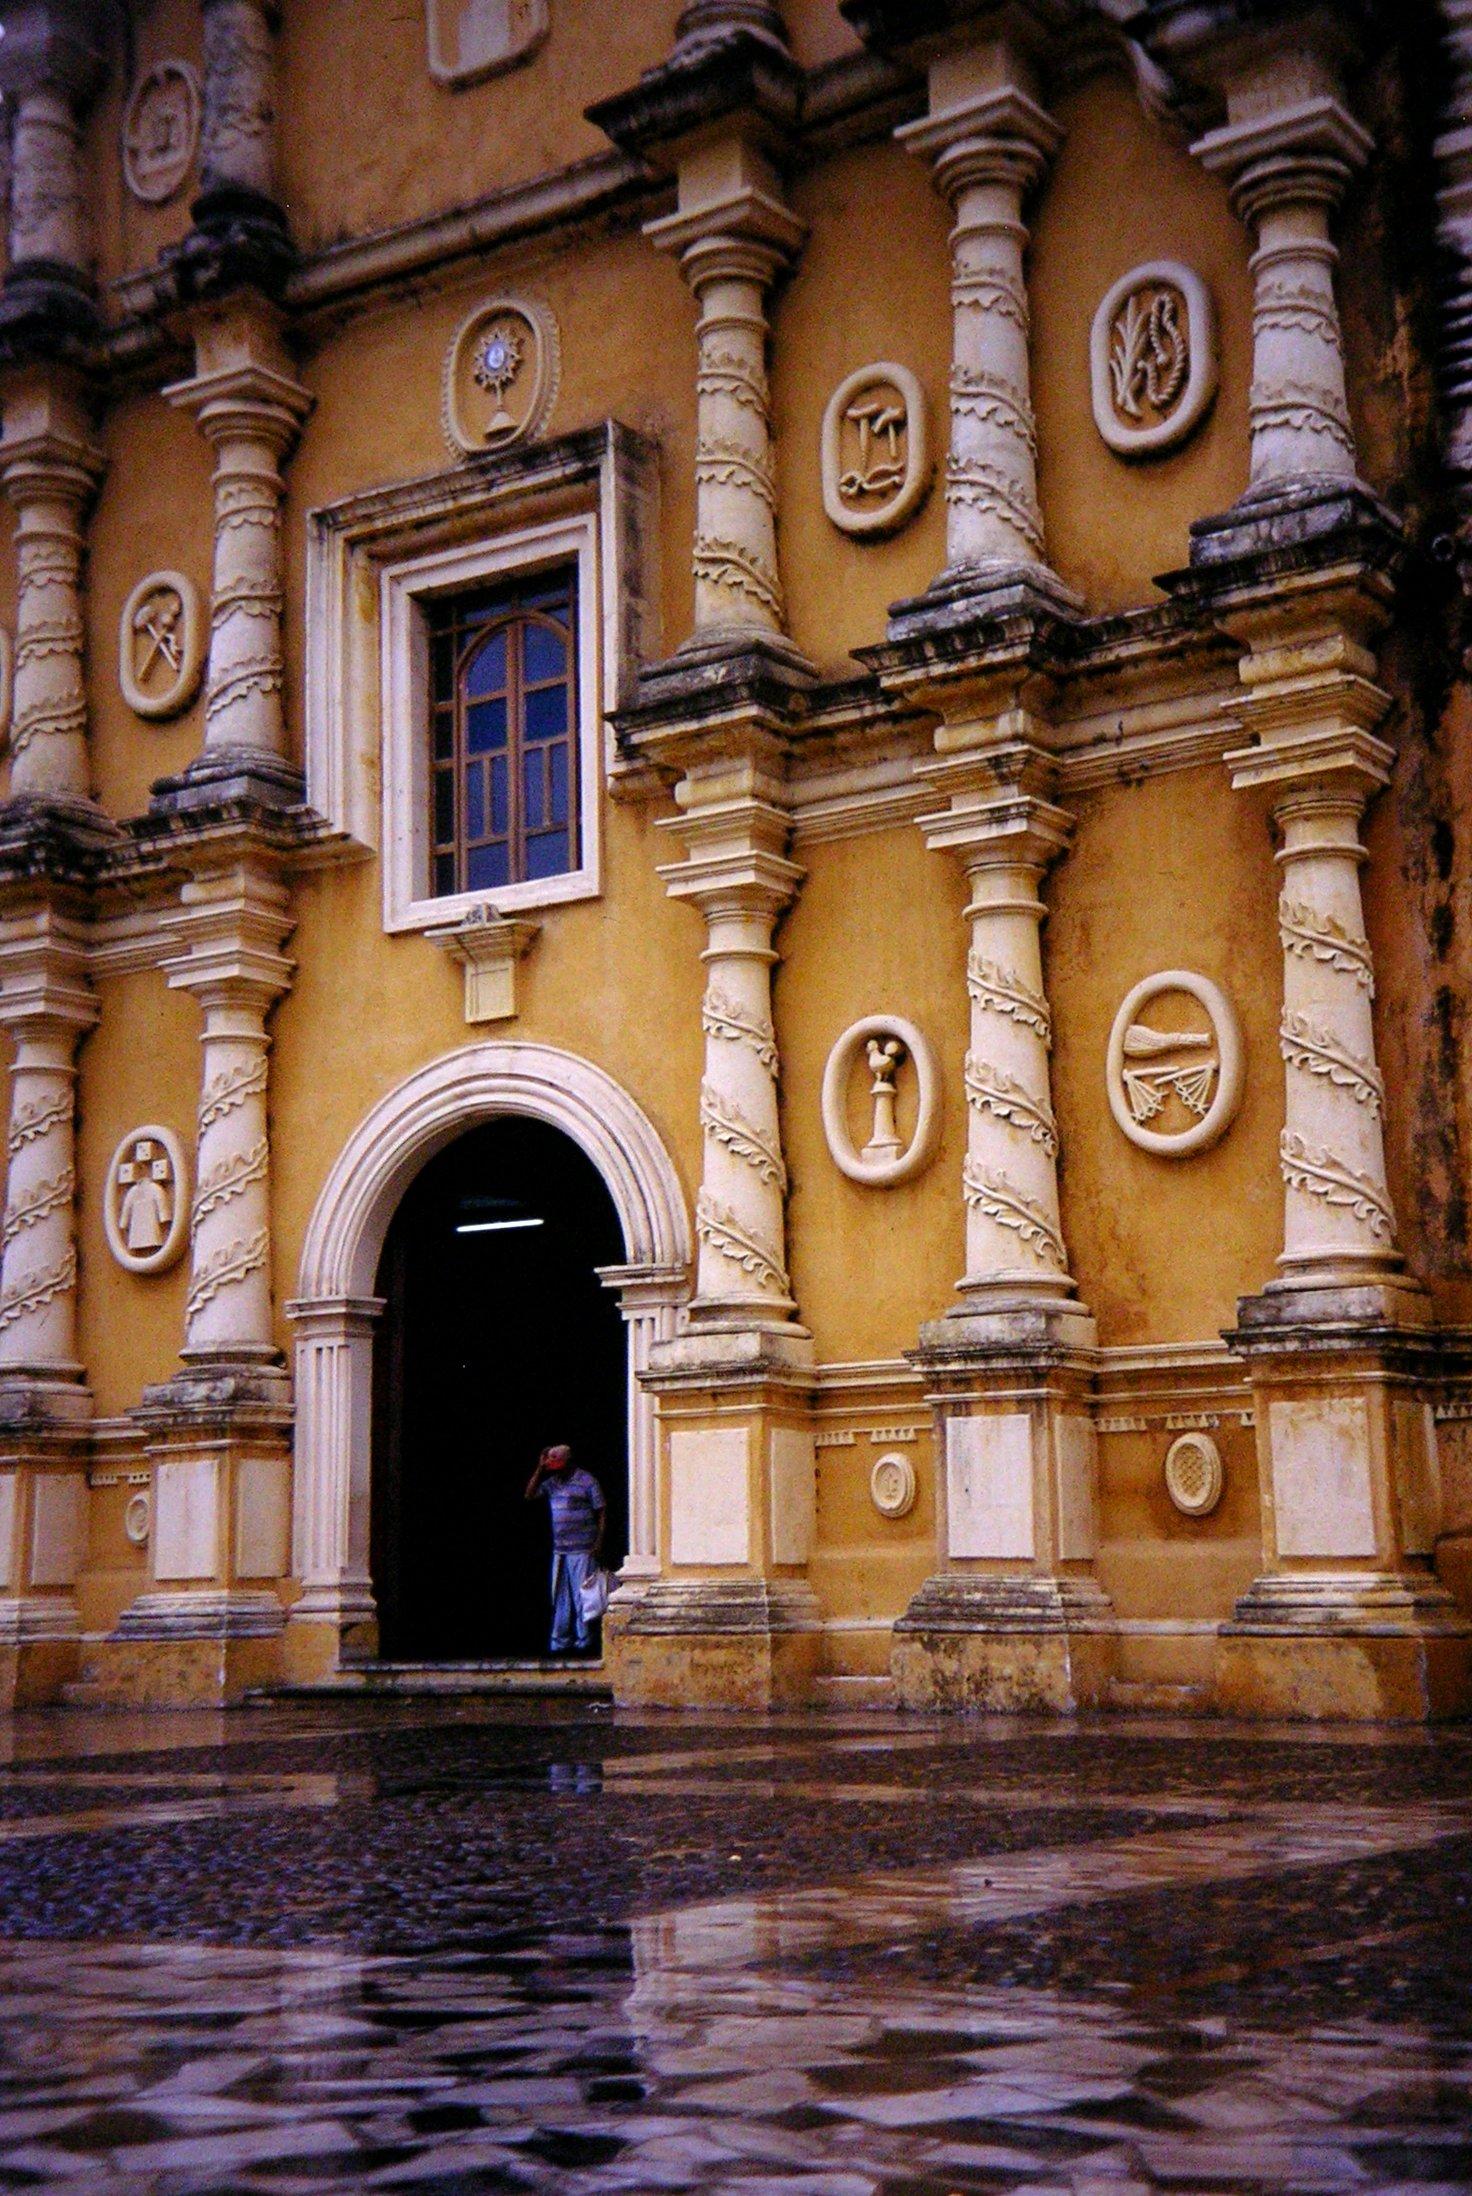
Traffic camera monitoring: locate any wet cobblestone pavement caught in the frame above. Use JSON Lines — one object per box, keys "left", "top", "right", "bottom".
{"left": 0, "top": 1704, "right": 1470, "bottom": 2192}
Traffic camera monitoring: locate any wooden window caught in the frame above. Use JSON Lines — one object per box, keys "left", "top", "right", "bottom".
{"left": 427, "top": 567, "right": 578, "bottom": 898}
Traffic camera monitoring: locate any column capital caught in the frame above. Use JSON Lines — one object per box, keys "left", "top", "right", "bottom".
{"left": 159, "top": 863, "right": 295, "bottom": 1016}
{"left": 164, "top": 353, "right": 312, "bottom": 462}
{"left": 897, "top": 83, "right": 1062, "bottom": 200}
{"left": 0, "top": 368, "right": 103, "bottom": 507}
{"left": 0, "top": 1, "right": 111, "bottom": 110}
{"left": 0, "top": 908, "right": 95, "bottom": 1037}
{"left": 1221, "top": 594, "right": 1395, "bottom": 803}
{"left": 916, "top": 739, "right": 1072, "bottom": 872}
{"left": 1193, "top": 95, "right": 1372, "bottom": 225}
{"left": 657, "top": 783, "right": 803, "bottom": 926}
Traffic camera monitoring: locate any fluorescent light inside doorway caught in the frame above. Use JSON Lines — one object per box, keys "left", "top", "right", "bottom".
{"left": 455, "top": 1217, "right": 545, "bottom": 1235}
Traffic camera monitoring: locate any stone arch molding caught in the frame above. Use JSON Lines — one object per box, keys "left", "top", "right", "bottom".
{"left": 288, "top": 1042, "right": 692, "bottom": 1654}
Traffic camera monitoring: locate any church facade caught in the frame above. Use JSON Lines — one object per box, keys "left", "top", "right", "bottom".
{"left": 0, "top": 0, "right": 1470, "bottom": 1717}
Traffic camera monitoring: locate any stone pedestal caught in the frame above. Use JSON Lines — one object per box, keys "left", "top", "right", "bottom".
{"left": 82, "top": 1367, "right": 291, "bottom": 1707}
{"left": 607, "top": 1324, "right": 819, "bottom": 1708}
{"left": 0, "top": 1403, "right": 89, "bottom": 1707}
{"left": 1213, "top": 573, "right": 1472, "bottom": 1719}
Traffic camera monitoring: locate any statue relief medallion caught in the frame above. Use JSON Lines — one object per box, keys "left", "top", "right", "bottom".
{"left": 104, "top": 1126, "right": 190, "bottom": 1277}
{"left": 1164, "top": 1431, "right": 1224, "bottom": 1518}
{"left": 122, "top": 61, "right": 203, "bottom": 206}
{"left": 426, "top": 0, "right": 549, "bottom": 87}
{"left": 1106, "top": 971, "right": 1244, "bottom": 1158}
{"left": 119, "top": 571, "right": 206, "bottom": 722}
{"left": 821, "top": 362, "right": 931, "bottom": 538}
{"left": 443, "top": 296, "right": 561, "bottom": 458}
{"left": 821, "top": 1015, "right": 941, "bottom": 1187}
{"left": 1090, "top": 262, "right": 1217, "bottom": 458}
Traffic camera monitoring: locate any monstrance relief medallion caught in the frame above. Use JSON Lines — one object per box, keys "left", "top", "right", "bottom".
{"left": 443, "top": 296, "right": 561, "bottom": 459}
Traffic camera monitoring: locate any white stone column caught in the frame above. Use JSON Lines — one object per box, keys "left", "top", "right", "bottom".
{"left": 598, "top": 1262, "right": 687, "bottom": 1578}
{"left": 897, "top": 61, "right": 1060, "bottom": 583}
{"left": 0, "top": 0, "right": 105, "bottom": 284}
{"left": 0, "top": 373, "right": 101, "bottom": 804}
{"left": 162, "top": 866, "right": 293, "bottom": 1371}
{"left": 919, "top": 755, "right": 1080, "bottom": 1310}
{"left": 1194, "top": 75, "right": 1370, "bottom": 493}
{"left": 646, "top": 147, "right": 804, "bottom": 651}
{"left": 657, "top": 769, "right": 802, "bottom": 1329}
{"left": 166, "top": 306, "right": 311, "bottom": 771}
{"left": 287, "top": 1295, "right": 382, "bottom": 1646}
{"left": 200, "top": 0, "right": 281, "bottom": 207}
{"left": 0, "top": 913, "right": 95, "bottom": 1399}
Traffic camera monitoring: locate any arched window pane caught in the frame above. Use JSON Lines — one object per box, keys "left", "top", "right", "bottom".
{"left": 425, "top": 566, "right": 578, "bottom": 896}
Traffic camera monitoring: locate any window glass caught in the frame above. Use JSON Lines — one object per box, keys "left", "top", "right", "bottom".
{"left": 423, "top": 568, "right": 578, "bottom": 897}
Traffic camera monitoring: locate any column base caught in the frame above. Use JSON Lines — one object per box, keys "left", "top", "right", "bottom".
{"left": 148, "top": 745, "right": 306, "bottom": 818}
{"left": 80, "top": 1591, "right": 285, "bottom": 1708}
{"left": 883, "top": 558, "right": 1083, "bottom": 647}
{"left": 0, "top": 1596, "right": 80, "bottom": 1706}
{"left": 0, "top": 1374, "right": 92, "bottom": 1428}
{"left": 284, "top": 1581, "right": 380, "bottom": 1678}
{"left": 607, "top": 1576, "right": 821, "bottom": 1708}
{"left": 1184, "top": 475, "right": 1400, "bottom": 569}
{"left": 892, "top": 1573, "right": 1115, "bottom": 1712}
{"left": 1215, "top": 1572, "right": 1472, "bottom": 1722}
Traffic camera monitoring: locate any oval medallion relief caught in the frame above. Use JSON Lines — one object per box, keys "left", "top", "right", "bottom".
{"left": 821, "top": 1016, "right": 941, "bottom": 1187}
{"left": 1091, "top": 262, "right": 1217, "bottom": 458}
{"left": 821, "top": 362, "right": 931, "bottom": 538}
{"left": 1106, "top": 971, "right": 1243, "bottom": 1158}
{"left": 443, "top": 295, "right": 561, "bottom": 458}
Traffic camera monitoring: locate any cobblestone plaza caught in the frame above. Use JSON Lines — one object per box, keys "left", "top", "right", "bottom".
{"left": 0, "top": 1702, "right": 1470, "bottom": 2192}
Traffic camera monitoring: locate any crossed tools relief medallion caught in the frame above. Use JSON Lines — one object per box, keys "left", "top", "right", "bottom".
{"left": 821, "top": 363, "right": 931, "bottom": 538}
{"left": 1106, "top": 971, "right": 1243, "bottom": 1158}
{"left": 119, "top": 571, "right": 206, "bottom": 721}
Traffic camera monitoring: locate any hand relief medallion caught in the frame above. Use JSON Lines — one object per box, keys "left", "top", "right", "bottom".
{"left": 104, "top": 1127, "right": 191, "bottom": 1277}
{"left": 1090, "top": 262, "right": 1217, "bottom": 458}
{"left": 821, "top": 363, "right": 931, "bottom": 537}
{"left": 1106, "top": 971, "right": 1243, "bottom": 1157}
{"left": 443, "top": 297, "right": 560, "bottom": 457}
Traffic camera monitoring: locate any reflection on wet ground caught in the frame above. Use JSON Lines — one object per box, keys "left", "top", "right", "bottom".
{"left": 0, "top": 1704, "right": 1469, "bottom": 2191}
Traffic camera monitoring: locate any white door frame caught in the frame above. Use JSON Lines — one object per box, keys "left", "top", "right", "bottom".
{"left": 286, "top": 1042, "right": 691, "bottom": 1654}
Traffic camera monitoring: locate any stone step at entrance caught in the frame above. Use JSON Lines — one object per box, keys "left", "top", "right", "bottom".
{"left": 262, "top": 1660, "right": 613, "bottom": 1700}
{"left": 812, "top": 1675, "right": 898, "bottom": 1711}
{"left": 1105, "top": 1678, "right": 1210, "bottom": 1715}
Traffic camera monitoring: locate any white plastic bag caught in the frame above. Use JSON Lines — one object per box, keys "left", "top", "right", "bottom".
{"left": 578, "top": 1564, "right": 611, "bottom": 1624}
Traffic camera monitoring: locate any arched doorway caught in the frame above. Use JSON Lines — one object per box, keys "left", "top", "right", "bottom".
{"left": 371, "top": 1116, "right": 628, "bottom": 1661}
{"left": 288, "top": 1042, "right": 691, "bottom": 1667}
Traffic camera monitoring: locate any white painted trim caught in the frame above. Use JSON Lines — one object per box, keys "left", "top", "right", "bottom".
{"left": 288, "top": 1042, "right": 691, "bottom": 1644}
{"left": 380, "top": 510, "right": 602, "bottom": 931}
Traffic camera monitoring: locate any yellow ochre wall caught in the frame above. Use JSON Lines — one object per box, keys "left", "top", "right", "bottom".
{"left": 15, "top": 3, "right": 1443, "bottom": 1650}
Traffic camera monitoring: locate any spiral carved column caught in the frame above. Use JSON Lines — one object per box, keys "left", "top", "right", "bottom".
{"left": 0, "top": 380, "right": 102, "bottom": 805}
{"left": 166, "top": 309, "right": 311, "bottom": 786}
{"left": 161, "top": 868, "right": 294, "bottom": 1374}
{"left": 645, "top": 152, "right": 804, "bottom": 657}
{"left": 1195, "top": 79, "right": 1369, "bottom": 494}
{"left": 0, "top": 918, "right": 95, "bottom": 1401}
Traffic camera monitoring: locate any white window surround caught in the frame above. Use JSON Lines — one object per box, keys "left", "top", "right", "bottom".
{"left": 303, "top": 422, "right": 659, "bottom": 927}
{"left": 381, "top": 513, "right": 601, "bottom": 931}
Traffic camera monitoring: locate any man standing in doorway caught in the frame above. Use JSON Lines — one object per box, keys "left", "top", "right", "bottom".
{"left": 524, "top": 1444, "right": 606, "bottom": 1655}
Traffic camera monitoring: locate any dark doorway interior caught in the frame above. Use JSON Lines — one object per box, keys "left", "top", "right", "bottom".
{"left": 372, "top": 1115, "right": 628, "bottom": 1661}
